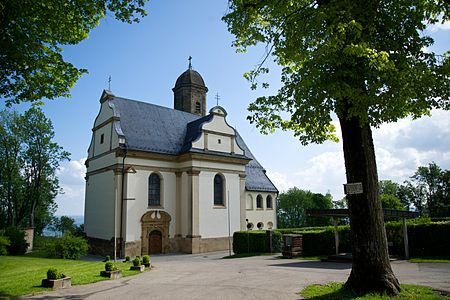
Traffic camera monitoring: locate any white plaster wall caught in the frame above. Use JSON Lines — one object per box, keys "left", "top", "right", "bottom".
{"left": 191, "top": 135, "right": 204, "bottom": 150}
{"left": 95, "top": 100, "right": 114, "bottom": 126}
{"left": 87, "top": 152, "right": 117, "bottom": 172}
{"left": 198, "top": 172, "right": 241, "bottom": 238}
{"left": 93, "top": 123, "right": 113, "bottom": 156}
{"left": 124, "top": 170, "right": 177, "bottom": 242}
{"left": 207, "top": 134, "right": 231, "bottom": 153}
{"left": 84, "top": 171, "right": 116, "bottom": 239}
{"left": 245, "top": 191, "right": 277, "bottom": 230}
{"left": 202, "top": 115, "right": 235, "bottom": 135}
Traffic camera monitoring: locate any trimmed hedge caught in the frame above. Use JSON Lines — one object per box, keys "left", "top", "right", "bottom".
{"left": 46, "top": 234, "right": 89, "bottom": 259}
{"left": 233, "top": 230, "right": 282, "bottom": 254}
{"left": 232, "top": 221, "right": 450, "bottom": 257}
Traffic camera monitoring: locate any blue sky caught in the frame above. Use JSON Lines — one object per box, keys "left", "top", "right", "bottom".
{"left": 6, "top": 1, "right": 450, "bottom": 216}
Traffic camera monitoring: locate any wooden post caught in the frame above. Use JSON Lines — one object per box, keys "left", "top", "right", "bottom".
{"left": 333, "top": 217, "right": 339, "bottom": 255}
{"left": 402, "top": 217, "right": 409, "bottom": 259}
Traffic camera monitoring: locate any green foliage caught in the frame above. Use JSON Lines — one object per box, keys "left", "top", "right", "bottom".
{"left": 0, "top": 235, "right": 10, "bottom": 255}
{"left": 104, "top": 262, "right": 114, "bottom": 271}
{"left": 46, "top": 268, "right": 64, "bottom": 280}
{"left": 223, "top": 1, "right": 449, "bottom": 145}
{"left": 3, "top": 227, "right": 28, "bottom": 255}
{"left": 1, "top": 0, "right": 149, "bottom": 105}
{"left": 46, "top": 235, "right": 89, "bottom": 259}
{"left": 277, "top": 188, "right": 333, "bottom": 228}
{"left": 301, "top": 282, "right": 447, "bottom": 299}
{"left": 132, "top": 257, "right": 141, "bottom": 266}
{"left": 142, "top": 255, "right": 150, "bottom": 264}
{"left": 233, "top": 230, "right": 282, "bottom": 254}
{"left": 105, "top": 255, "right": 111, "bottom": 262}
{"left": 408, "top": 222, "right": 450, "bottom": 257}
{"left": 0, "top": 108, "right": 69, "bottom": 233}
{"left": 125, "top": 255, "right": 130, "bottom": 262}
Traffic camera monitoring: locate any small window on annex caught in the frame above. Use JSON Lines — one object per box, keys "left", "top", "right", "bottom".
{"left": 266, "top": 195, "right": 273, "bottom": 209}
{"left": 256, "top": 194, "right": 263, "bottom": 209}
{"left": 195, "top": 101, "right": 201, "bottom": 113}
{"left": 214, "top": 174, "right": 225, "bottom": 206}
{"left": 148, "top": 173, "right": 161, "bottom": 206}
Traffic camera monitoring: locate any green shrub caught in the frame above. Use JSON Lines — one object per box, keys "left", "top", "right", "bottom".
{"left": 4, "top": 227, "right": 28, "bottom": 255}
{"left": 105, "top": 262, "right": 114, "bottom": 271}
{"left": 408, "top": 222, "right": 450, "bottom": 256}
{"left": 132, "top": 257, "right": 141, "bottom": 266}
{"left": 46, "top": 234, "right": 89, "bottom": 259}
{"left": 46, "top": 268, "right": 64, "bottom": 280}
{"left": 105, "top": 255, "right": 111, "bottom": 262}
{"left": 142, "top": 255, "right": 150, "bottom": 264}
{"left": 125, "top": 255, "right": 130, "bottom": 262}
{"left": 233, "top": 230, "right": 282, "bottom": 254}
{"left": 0, "top": 235, "right": 11, "bottom": 255}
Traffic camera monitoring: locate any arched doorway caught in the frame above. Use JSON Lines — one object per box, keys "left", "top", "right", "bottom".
{"left": 141, "top": 211, "right": 171, "bottom": 255}
{"left": 149, "top": 230, "right": 162, "bottom": 254}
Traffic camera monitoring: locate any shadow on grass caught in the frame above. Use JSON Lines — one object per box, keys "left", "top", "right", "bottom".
{"left": 270, "top": 261, "right": 351, "bottom": 270}
{"left": 222, "top": 252, "right": 273, "bottom": 259}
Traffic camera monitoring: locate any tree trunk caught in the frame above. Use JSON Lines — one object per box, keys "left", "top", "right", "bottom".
{"left": 339, "top": 115, "right": 401, "bottom": 295}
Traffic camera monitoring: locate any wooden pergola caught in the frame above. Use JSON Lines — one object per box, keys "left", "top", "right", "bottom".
{"left": 306, "top": 208, "right": 419, "bottom": 259}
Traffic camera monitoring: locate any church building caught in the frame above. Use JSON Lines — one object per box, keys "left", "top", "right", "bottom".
{"left": 84, "top": 64, "right": 278, "bottom": 257}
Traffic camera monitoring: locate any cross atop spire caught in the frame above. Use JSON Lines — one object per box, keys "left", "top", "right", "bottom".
{"left": 215, "top": 93, "right": 220, "bottom": 106}
{"left": 188, "top": 56, "right": 192, "bottom": 69}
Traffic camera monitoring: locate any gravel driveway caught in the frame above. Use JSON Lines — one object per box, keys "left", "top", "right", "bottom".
{"left": 26, "top": 252, "right": 450, "bottom": 300}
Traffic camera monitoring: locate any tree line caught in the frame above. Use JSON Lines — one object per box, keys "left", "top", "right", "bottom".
{"left": 0, "top": 108, "right": 69, "bottom": 234}
{"left": 278, "top": 162, "right": 449, "bottom": 228}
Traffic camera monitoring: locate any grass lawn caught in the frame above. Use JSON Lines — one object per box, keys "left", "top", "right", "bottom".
{"left": 0, "top": 256, "right": 145, "bottom": 298}
{"left": 409, "top": 257, "right": 450, "bottom": 263}
{"left": 301, "top": 282, "right": 448, "bottom": 299}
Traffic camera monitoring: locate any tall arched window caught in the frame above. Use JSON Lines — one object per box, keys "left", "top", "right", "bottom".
{"left": 214, "top": 174, "right": 224, "bottom": 206}
{"left": 148, "top": 173, "right": 161, "bottom": 206}
{"left": 266, "top": 195, "right": 273, "bottom": 209}
{"left": 256, "top": 194, "right": 263, "bottom": 209}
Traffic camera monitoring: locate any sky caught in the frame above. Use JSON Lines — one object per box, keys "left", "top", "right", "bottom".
{"left": 5, "top": 1, "right": 450, "bottom": 216}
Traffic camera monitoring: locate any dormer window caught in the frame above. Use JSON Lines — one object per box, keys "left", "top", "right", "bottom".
{"left": 195, "top": 101, "right": 201, "bottom": 113}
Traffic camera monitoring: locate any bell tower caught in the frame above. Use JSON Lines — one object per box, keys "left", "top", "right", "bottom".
{"left": 172, "top": 57, "right": 208, "bottom": 116}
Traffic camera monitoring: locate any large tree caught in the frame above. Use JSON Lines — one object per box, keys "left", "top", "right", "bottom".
{"left": 0, "top": 108, "right": 69, "bottom": 234}
{"left": 223, "top": 0, "right": 449, "bottom": 295}
{"left": 0, "top": 0, "right": 148, "bottom": 105}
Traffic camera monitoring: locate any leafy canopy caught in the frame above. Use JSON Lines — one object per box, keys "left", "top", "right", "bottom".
{"left": 0, "top": 0, "right": 148, "bottom": 105}
{"left": 223, "top": 0, "right": 449, "bottom": 145}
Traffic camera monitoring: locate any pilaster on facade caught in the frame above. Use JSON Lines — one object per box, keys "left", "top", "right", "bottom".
{"left": 239, "top": 173, "right": 247, "bottom": 230}
{"left": 187, "top": 170, "right": 201, "bottom": 237}
{"left": 175, "top": 171, "right": 183, "bottom": 237}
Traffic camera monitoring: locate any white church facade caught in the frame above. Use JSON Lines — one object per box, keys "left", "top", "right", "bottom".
{"left": 84, "top": 66, "right": 278, "bottom": 257}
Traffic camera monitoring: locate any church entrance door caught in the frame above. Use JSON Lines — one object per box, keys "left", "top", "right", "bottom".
{"left": 149, "top": 230, "right": 162, "bottom": 254}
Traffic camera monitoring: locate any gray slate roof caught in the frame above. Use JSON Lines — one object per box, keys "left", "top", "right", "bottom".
{"left": 109, "top": 95, "right": 278, "bottom": 193}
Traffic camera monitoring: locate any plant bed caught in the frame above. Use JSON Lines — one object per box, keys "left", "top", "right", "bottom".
{"left": 41, "top": 277, "right": 71, "bottom": 289}
{"left": 100, "top": 270, "right": 122, "bottom": 279}
{"left": 143, "top": 263, "right": 151, "bottom": 268}
{"left": 130, "top": 265, "right": 145, "bottom": 272}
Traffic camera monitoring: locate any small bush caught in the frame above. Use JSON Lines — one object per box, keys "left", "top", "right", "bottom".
{"left": 105, "top": 255, "right": 111, "bottom": 262}
{"left": 142, "top": 255, "right": 150, "bottom": 264}
{"left": 46, "top": 234, "right": 89, "bottom": 259}
{"left": 132, "top": 257, "right": 141, "bottom": 267}
{"left": 4, "top": 227, "right": 28, "bottom": 255}
{"left": 105, "top": 262, "right": 114, "bottom": 271}
{"left": 0, "top": 235, "right": 11, "bottom": 255}
{"left": 46, "top": 268, "right": 64, "bottom": 280}
{"left": 125, "top": 255, "right": 130, "bottom": 262}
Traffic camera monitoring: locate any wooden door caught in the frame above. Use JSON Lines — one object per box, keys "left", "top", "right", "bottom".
{"left": 149, "top": 230, "right": 162, "bottom": 254}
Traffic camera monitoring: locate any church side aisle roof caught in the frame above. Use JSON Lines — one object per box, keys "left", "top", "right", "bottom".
{"left": 109, "top": 96, "right": 278, "bottom": 193}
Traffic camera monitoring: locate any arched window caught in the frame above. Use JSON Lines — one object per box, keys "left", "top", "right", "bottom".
{"left": 256, "top": 194, "right": 263, "bottom": 209}
{"left": 266, "top": 195, "right": 273, "bottom": 209}
{"left": 214, "top": 174, "right": 224, "bottom": 206}
{"left": 148, "top": 173, "right": 161, "bottom": 206}
{"left": 195, "top": 101, "right": 201, "bottom": 113}
{"left": 246, "top": 194, "right": 253, "bottom": 210}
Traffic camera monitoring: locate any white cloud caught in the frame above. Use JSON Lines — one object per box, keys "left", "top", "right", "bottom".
{"left": 427, "top": 21, "right": 450, "bottom": 32}
{"left": 266, "top": 171, "right": 296, "bottom": 193}
{"left": 55, "top": 157, "right": 86, "bottom": 216}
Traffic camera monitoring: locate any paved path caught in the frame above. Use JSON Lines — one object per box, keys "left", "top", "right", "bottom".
{"left": 26, "top": 252, "right": 450, "bottom": 300}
